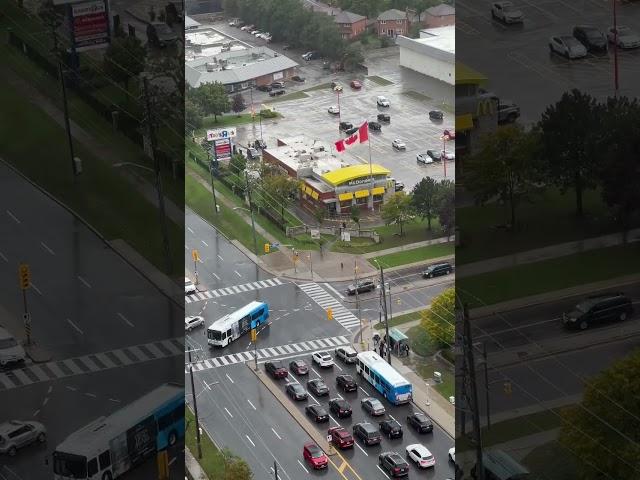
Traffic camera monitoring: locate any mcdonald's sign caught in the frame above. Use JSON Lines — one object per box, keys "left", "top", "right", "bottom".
{"left": 476, "top": 97, "right": 497, "bottom": 117}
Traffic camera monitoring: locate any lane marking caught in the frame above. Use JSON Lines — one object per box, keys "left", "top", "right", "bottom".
{"left": 247, "top": 399, "right": 257, "bottom": 410}
{"left": 66, "top": 318, "right": 83, "bottom": 335}
{"left": 187, "top": 227, "right": 194, "bottom": 234}
{"left": 354, "top": 442, "right": 368, "bottom": 456}
{"left": 271, "top": 427, "right": 282, "bottom": 440}
{"left": 377, "top": 465, "right": 391, "bottom": 479}
{"left": 246, "top": 435, "right": 256, "bottom": 447}
{"left": 338, "top": 461, "right": 348, "bottom": 473}
{"left": 224, "top": 407, "right": 233, "bottom": 418}
{"left": 217, "top": 254, "right": 224, "bottom": 261}
{"left": 202, "top": 240, "right": 209, "bottom": 247}
{"left": 41, "top": 241, "right": 55, "bottom": 255}
{"left": 297, "top": 460, "right": 310, "bottom": 474}
{"left": 235, "top": 270, "right": 242, "bottom": 277}
{"left": 85, "top": 392, "right": 97, "bottom": 398}
{"left": 0, "top": 251, "right": 7, "bottom": 262}
{"left": 211, "top": 272, "right": 221, "bottom": 280}
{"left": 77, "top": 275, "right": 92, "bottom": 289}
{"left": 117, "top": 312, "right": 134, "bottom": 327}
{"left": 31, "top": 283, "right": 42, "bottom": 295}
{"left": 325, "top": 282, "right": 345, "bottom": 299}
{"left": 359, "top": 386, "right": 371, "bottom": 396}
{"left": 6, "top": 209, "right": 21, "bottom": 224}
{"left": 225, "top": 373, "right": 235, "bottom": 384}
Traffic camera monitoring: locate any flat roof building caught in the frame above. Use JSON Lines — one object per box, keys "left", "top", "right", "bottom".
{"left": 397, "top": 26, "right": 454, "bottom": 86}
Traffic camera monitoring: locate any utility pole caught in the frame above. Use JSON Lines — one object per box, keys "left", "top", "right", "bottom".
{"left": 143, "top": 77, "right": 173, "bottom": 275}
{"left": 207, "top": 149, "right": 218, "bottom": 214}
{"left": 463, "top": 304, "right": 484, "bottom": 480}
{"left": 483, "top": 341, "right": 491, "bottom": 429}
{"left": 58, "top": 61, "right": 79, "bottom": 178}
{"left": 187, "top": 350, "right": 202, "bottom": 459}
{"left": 613, "top": 0, "right": 619, "bottom": 96}
{"left": 244, "top": 171, "right": 258, "bottom": 256}
{"left": 379, "top": 265, "right": 391, "bottom": 365}
{"left": 274, "top": 460, "right": 279, "bottom": 479}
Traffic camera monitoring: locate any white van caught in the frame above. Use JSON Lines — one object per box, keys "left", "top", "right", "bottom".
{"left": 0, "top": 327, "right": 26, "bottom": 367}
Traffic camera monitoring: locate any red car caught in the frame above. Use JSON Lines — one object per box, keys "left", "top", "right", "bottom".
{"left": 303, "top": 442, "right": 328, "bottom": 469}
{"left": 350, "top": 80, "right": 362, "bottom": 89}
{"left": 443, "top": 129, "right": 456, "bottom": 140}
{"left": 328, "top": 426, "right": 354, "bottom": 449}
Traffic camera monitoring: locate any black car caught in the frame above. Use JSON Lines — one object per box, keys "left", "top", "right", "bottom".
{"left": 368, "top": 121, "right": 382, "bottom": 131}
{"left": 286, "top": 383, "right": 308, "bottom": 400}
{"left": 305, "top": 404, "right": 329, "bottom": 423}
{"left": 336, "top": 374, "right": 358, "bottom": 392}
{"left": 378, "top": 452, "right": 410, "bottom": 477}
{"left": 265, "top": 361, "right": 288, "bottom": 379}
{"left": 407, "top": 412, "right": 433, "bottom": 433}
{"left": 339, "top": 121, "right": 354, "bottom": 131}
{"left": 563, "top": 293, "right": 633, "bottom": 330}
{"left": 344, "top": 126, "right": 358, "bottom": 135}
{"left": 421, "top": 262, "right": 453, "bottom": 278}
{"left": 377, "top": 113, "right": 391, "bottom": 122}
{"left": 307, "top": 378, "right": 329, "bottom": 396}
{"left": 353, "top": 422, "right": 382, "bottom": 446}
{"left": 379, "top": 419, "right": 403, "bottom": 439}
{"left": 428, "top": 110, "right": 444, "bottom": 120}
{"left": 254, "top": 139, "right": 267, "bottom": 150}
{"left": 269, "top": 89, "right": 286, "bottom": 97}
{"left": 291, "top": 75, "right": 306, "bottom": 82}
{"left": 271, "top": 81, "right": 285, "bottom": 89}
{"left": 426, "top": 150, "right": 443, "bottom": 162}
{"left": 329, "top": 398, "right": 352, "bottom": 418}
{"left": 573, "top": 25, "right": 608, "bottom": 52}
{"left": 346, "top": 280, "right": 375, "bottom": 296}
{"left": 146, "top": 22, "right": 178, "bottom": 47}
{"left": 257, "top": 84, "right": 273, "bottom": 92}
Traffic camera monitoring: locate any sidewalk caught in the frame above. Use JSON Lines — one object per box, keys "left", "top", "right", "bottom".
{"left": 186, "top": 448, "right": 208, "bottom": 480}
{"left": 362, "top": 236, "right": 452, "bottom": 259}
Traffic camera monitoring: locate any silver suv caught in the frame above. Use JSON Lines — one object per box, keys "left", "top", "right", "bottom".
{"left": 0, "top": 420, "right": 46, "bottom": 456}
{"left": 0, "top": 327, "right": 26, "bottom": 367}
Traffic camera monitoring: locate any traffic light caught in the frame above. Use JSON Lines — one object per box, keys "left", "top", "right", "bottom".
{"left": 504, "top": 381, "right": 512, "bottom": 395}
{"left": 327, "top": 308, "right": 333, "bottom": 321}
{"left": 264, "top": 243, "right": 270, "bottom": 253}
{"left": 251, "top": 329, "right": 257, "bottom": 342}
{"left": 18, "top": 264, "right": 30, "bottom": 290}
{"left": 157, "top": 450, "right": 169, "bottom": 480}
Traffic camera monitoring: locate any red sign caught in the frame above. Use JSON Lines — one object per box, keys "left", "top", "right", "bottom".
{"left": 70, "top": 0, "right": 110, "bottom": 51}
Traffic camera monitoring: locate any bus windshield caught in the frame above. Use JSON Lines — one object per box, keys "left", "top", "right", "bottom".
{"left": 53, "top": 452, "right": 87, "bottom": 477}
{"left": 208, "top": 329, "right": 222, "bottom": 340}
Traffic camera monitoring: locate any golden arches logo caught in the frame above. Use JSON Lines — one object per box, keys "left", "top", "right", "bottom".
{"left": 476, "top": 98, "right": 497, "bottom": 116}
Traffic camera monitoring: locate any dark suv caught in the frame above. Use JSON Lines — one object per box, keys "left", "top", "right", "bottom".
{"left": 378, "top": 452, "right": 409, "bottom": 477}
{"left": 422, "top": 262, "right": 453, "bottom": 279}
{"left": 339, "top": 121, "right": 354, "bottom": 131}
{"left": 329, "top": 398, "right": 352, "bottom": 418}
{"left": 573, "top": 25, "right": 608, "bottom": 52}
{"left": 379, "top": 419, "right": 403, "bottom": 439}
{"left": 346, "top": 280, "right": 375, "bottom": 296}
{"left": 265, "top": 361, "right": 288, "bottom": 379}
{"left": 563, "top": 293, "right": 633, "bottom": 330}
{"left": 336, "top": 374, "right": 358, "bottom": 392}
{"left": 353, "top": 422, "right": 382, "bottom": 446}
{"left": 407, "top": 412, "right": 433, "bottom": 433}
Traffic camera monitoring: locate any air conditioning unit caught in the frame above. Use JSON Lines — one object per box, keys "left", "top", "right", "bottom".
{"left": 205, "top": 63, "right": 216, "bottom": 72}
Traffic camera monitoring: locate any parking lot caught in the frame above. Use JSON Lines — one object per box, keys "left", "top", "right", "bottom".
{"left": 262, "top": 350, "right": 456, "bottom": 479}
{"left": 457, "top": 0, "right": 640, "bottom": 124}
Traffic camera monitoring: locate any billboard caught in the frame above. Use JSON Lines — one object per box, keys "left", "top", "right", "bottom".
{"left": 213, "top": 139, "right": 232, "bottom": 162}
{"left": 60, "top": 0, "right": 111, "bottom": 52}
{"left": 206, "top": 127, "right": 237, "bottom": 141}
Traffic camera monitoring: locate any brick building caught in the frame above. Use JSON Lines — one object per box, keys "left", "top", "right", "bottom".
{"left": 332, "top": 11, "right": 367, "bottom": 39}
{"left": 376, "top": 9, "right": 410, "bottom": 38}
{"left": 423, "top": 4, "right": 455, "bottom": 28}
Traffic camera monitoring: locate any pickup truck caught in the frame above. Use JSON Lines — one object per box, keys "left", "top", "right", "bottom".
{"left": 498, "top": 101, "right": 520, "bottom": 123}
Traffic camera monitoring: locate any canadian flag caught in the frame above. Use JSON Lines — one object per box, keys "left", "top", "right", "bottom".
{"left": 335, "top": 121, "right": 369, "bottom": 153}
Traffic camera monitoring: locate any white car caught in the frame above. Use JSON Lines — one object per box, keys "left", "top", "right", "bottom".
{"left": 406, "top": 444, "right": 436, "bottom": 468}
{"left": 185, "top": 316, "right": 205, "bottom": 331}
{"left": 312, "top": 351, "right": 334, "bottom": 367}
{"left": 491, "top": 1, "right": 524, "bottom": 23}
{"left": 416, "top": 153, "right": 433, "bottom": 164}
{"left": 549, "top": 35, "right": 587, "bottom": 59}
{"left": 0, "top": 420, "right": 46, "bottom": 456}
{"left": 0, "top": 327, "right": 26, "bottom": 367}
{"left": 328, "top": 105, "right": 340, "bottom": 114}
{"left": 335, "top": 345, "right": 357, "bottom": 363}
{"left": 185, "top": 277, "right": 196, "bottom": 294}
{"left": 392, "top": 139, "right": 406, "bottom": 150}
{"left": 449, "top": 447, "right": 455, "bottom": 462}
{"left": 250, "top": 30, "right": 261, "bottom": 35}
{"left": 442, "top": 151, "right": 455, "bottom": 161}
{"left": 607, "top": 26, "right": 640, "bottom": 49}
{"left": 377, "top": 96, "right": 390, "bottom": 107}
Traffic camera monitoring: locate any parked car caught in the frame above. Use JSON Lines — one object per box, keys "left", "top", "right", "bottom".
{"left": 247, "top": 147, "right": 260, "bottom": 160}
{"left": 379, "top": 419, "right": 403, "bottom": 439}
{"left": 416, "top": 153, "right": 434, "bottom": 164}
{"left": 429, "top": 110, "right": 444, "bottom": 120}
{"left": 368, "top": 121, "right": 382, "bottom": 131}
{"left": 253, "top": 139, "right": 267, "bottom": 150}
{"left": 350, "top": 80, "right": 362, "bottom": 89}
{"left": 344, "top": 126, "right": 358, "bottom": 135}
{"left": 563, "top": 292, "right": 633, "bottom": 330}
{"left": 312, "top": 351, "right": 334, "bottom": 368}
{"left": 0, "top": 328, "right": 26, "bottom": 367}
{"left": 549, "top": 35, "right": 588, "bottom": 59}
{"left": 573, "top": 25, "right": 608, "bottom": 52}
{"left": 146, "top": 22, "right": 178, "bottom": 47}
{"left": 422, "top": 262, "right": 453, "bottom": 278}
{"left": 184, "top": 316, "right": 204, "bottom": 331}
{"left": 353, "top": 422, "right": 382, "bottom": 446}
{"left": 335, "top": 346, "right": 358, "bottom": 364}
{"left": 256, "top": 84, "right": 273, "bottom": 92}
{"left": 291, "top": 75, "right": 306, "bottom": 82}
{"left": 394, "top": 181, "right": 405, "bottom": 192}
{"left": 289, "top": 359, "right": 309, "bottom": 375}
{"left": 269, "top": 89, "right": 286, "bottom": 97}
{"left": 346, "top": 280, "right": 375, "bottom": 295}
{"left": 361, "top": 397, "right": 386, "bottom": 416}
{"left": 449, "top": 447, "right": 455, "bottom": 462}
{"left": 491, "top": 1, "right": 524, "bottom": 23}
{"left": 307, "top": 378, "right": 330, "bottom": 396}
{"left": 392, "top": 139, "right": 407, "bottom": 150}
{"left": 332, "top": 82, "right": 343, "bottom": 92}
{"left": 184, "top": 277, "right": 196, "bottom": 294}
{"left": 426, "top": 150, "right": 443, "bottom": 162}
{"left": 328, "top": 426, "right": 354, "bottom": 448}
{"left": 498, "top": 101, "right": 521, "bottom": 124}
{"left": 377, "top": 96, "right": 390, "bottom": 107}
{"left": 329, "top": 398, "right": 352, "bottom": 418}
{"left": 265, "top": 361, "right": 288, "bottom": 379}
{"left": 406, "top": 444, "right": 436, "bottom": 468}
{"left": 0, "top": 420, "right": 46, "bottom": 456}
{"left": 271, "top": 81, "right": 285, "bottom": 89}
{"left": 339, "top": 121, "right": 354, "bottom": 131}
{"left": 443, "top": 129, "right": 455, "bottom": 139}
{"left": 328, "top": 105, "right": 340, "bottom": 115}
{"left": 407, "top": 412, "right": 433, "bottom": 433}
{"left": 250, "top": 30, "right": 261, "bottom": 35}
{"left": 303, "top": 442, "right": 328, "bottom": 469}
{"left": 305, "top": 404, "right": 329, "bottom": 423}
{"left": 378, "top": 452, "right": 410, "bottom": 477}
{"left": 240, "top": 25, "right": 254, "bottom": 31}
{"left": 377, "top": 113, "right": 391, "bottom": 122}
{"left": 286, "top": 383, "right": 308, "bottom": 401}
{"left": 302, "top": 51, "right": 319, "bottom": 60}
{"left": 607, "top": 25, "right": 640, "bottom": 49}
{"left": 336, "top": 374, "right": 358, "bottom": 392}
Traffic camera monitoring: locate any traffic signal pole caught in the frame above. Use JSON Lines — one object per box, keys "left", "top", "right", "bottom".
{"left": 18, "top": 264, "right": 32, "bottom": 345}
{"left": 188, "top": 350, "right": 202, "bottom": 459}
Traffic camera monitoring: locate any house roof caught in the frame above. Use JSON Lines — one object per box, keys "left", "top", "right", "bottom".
{"left": 333, "top": 10, "right": 366, "bottom": 24}
{"left": 377, "top": 9, "right": 407, "bottom": 21}
{"left": 426, "top": 4, "right": 455, "bottom": 16}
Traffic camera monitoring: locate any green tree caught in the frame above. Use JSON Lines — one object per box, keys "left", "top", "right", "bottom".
{"left": 559, "top": 349, "right": 640, "bottom": 480}
{"left": 343, "top": 43, "right": 365, "bottom": 71}
{"left": 411, "top": 176, "right": 439, "bottom": 231}
{"left": 381, "top": 192, "right": 414, "bottom": 236}
{"left": 538, "top": 89, "right": 602, "bottom": 217}
{"left": 194, "top": 82, "right": 230, "bottom": 121}
{"left": 185, "top": 97, "right": 203, "bottom": 133}
{"left": 436, "top": 179, "right": 455, "bottom": 239}
{"left": 261, "top": 174, "right": 299, "bottom": 225}
{"left": 465, "top": 125, "right": 540, "bottom": 230}
{"left": 420, "top": 288, "right": 454, "bottom": 349}
{"left": 224, "top": 455, "right": 254, "bottom": 480}
{"left": 103, "top": 36, "right": 146, "bottom": 92}
{"left": 232, "top": 93, "right": 245, "bottom": 114}
{"left": 314, "top": 206, "right": 326, "bottom": 226}
{"left": 228, "top": 153, "right": 247, "bottom": 193}
{"left": 350, "top": 205, "right": 361, "bottom": 234}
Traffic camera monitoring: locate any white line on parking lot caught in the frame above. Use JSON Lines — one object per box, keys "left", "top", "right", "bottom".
{"left": 377, "top": 465, "right": 391, "bottom": 479}
{"left": 66, "top": 318, "right": 83, "bottom": 334}
{"left": 224, "top": 407, "right": 233, "bottom": 418}
{"left": 246, "top": 435, "right": 256, "bottom": 447}
{"left": 355, "top": 442, "right": 368, "bottom": 456}
{"left": 31, "top": 282, "right": 42, "bottom": 295}
{"left": 311, "top": 367, "right": 321, "bottom": 377}
{"left": 247, "top": 399, "right": 257, "bottom": 410}
{"left": 225, "top": 373, "right": 235, "bottom": 384}
{"left": 334, "top": 363, "right": 343, "bottom": 371}
{"left": 271, "top": 427, "right": 282, "bottom": 440}
{"left": 297, "top": 460, "right": 310, "bottom": 473}
{"left": 388, "top": 414, "right": 398, "bottom": 423}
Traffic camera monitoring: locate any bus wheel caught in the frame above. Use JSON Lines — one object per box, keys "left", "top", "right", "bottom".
{"left": 102, "top": 472, "right": 113, "bottom": 480}
{"left": 169, "top": 430, "right": 178, "bottom": 446}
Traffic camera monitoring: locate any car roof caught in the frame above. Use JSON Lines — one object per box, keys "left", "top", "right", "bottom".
{"left": 0, "top": 327, "right": 14, "bottom": 340}
{"left": 357, "top": 422, "right": 377, "bottom": 431}
{"left": 407, "top": 443, "right": 431, "bottom": 455}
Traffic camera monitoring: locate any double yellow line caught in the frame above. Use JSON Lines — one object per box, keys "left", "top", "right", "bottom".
{"left": 327, "top": 449, "right": 365, "bottom": 480}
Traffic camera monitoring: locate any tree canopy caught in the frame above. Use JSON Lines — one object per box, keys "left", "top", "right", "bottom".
{"left": 381, "top": 192, "right": 414, "bottom": 236}
{"left": 420, "top": 288, "right": 455, "bottom": 349}
{"left": 193, "top": 82, "right": 230, "bottom": 121}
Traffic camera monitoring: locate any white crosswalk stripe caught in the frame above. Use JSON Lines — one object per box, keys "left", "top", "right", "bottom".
{"left": 297, "top": 282, "right": 363, "bottom": 332}
{"left": 184, "top": 335, "right": 351, "bottom": 373}
{"left": 185, "top": 278, "right": 285, "bottom": 303}
{"left": 0, "top": 337, "right": 184, "bottom": 391}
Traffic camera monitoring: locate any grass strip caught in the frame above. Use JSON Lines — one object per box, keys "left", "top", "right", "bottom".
{"left": 265, "top": 90, "right": 309, "bottom": 103}
{"left": 367, "top": 75, "right": 394, "bottom": 86}
{"left": 374, "top": 310, "right": 423, "bottom": 330}
{"left": 369, "top": 242, "right": 454, "bottom": 268}
{"left": 185, "top": 407, "right": 226, "bottom": 478}
{"left": 304, "top": 82, "right": 332, "bottom": 92}
{"left": 332, "top": 220, "right": 442, "bottom": 254}
{"left": 402, "top": 91, "right": 432, "bottom": 102}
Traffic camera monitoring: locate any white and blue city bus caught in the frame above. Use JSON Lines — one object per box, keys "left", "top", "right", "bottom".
{"left": 52, "top": 383, "right": 183, "bottom": 480}
{"left": 356, "top": 351, "right": 413, "bottom": 405}
{"left": 207, "top": 301, "right": 269, "bottom": 347}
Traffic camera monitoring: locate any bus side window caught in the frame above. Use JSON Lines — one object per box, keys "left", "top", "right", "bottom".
{"left": 88, "top": 458, "right": 98, "bottom": 477}
{"left": 364, "top": 366, "right": 370, "bottom": 376}
{"left": 226, "top": 329, "right": 232, "bottom": 338}
{"left": 99, "top": 450, "right": 111, "bottom": 470}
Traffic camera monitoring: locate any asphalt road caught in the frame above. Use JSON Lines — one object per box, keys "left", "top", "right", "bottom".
{"left": 457, "top": 0, "right": 640, "bottom": 125}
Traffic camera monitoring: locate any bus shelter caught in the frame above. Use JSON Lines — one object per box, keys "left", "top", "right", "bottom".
{"left": 385, "top": 328, "right": 409, "bottom": 357}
